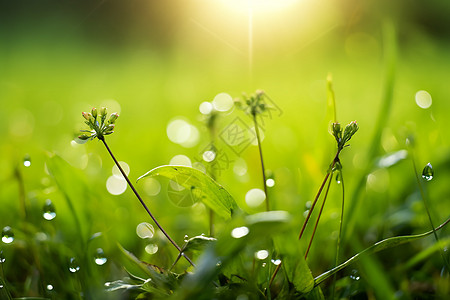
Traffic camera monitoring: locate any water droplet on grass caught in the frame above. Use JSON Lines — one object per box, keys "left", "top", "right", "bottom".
{"left": 422, "top": 163, "right": 434, "bottom": 181}
{"left": 2, "top": 226, "right": 14, "bottom": 244}
{"left": 335, "top": 172, "right": 341, "bottom": 184}
{"left": 350, "top": 269, "right": 360, "bottom": 281}
{"left": 266, "top": 178, "right": 275, "bottom": 187}
{"left": 69, "top": 257, "right": 80, "bottom": 273}
{"left": 23, "top": 155, "right": 31, "bottom": 167}
{"left": 0, "top": 251, "right": 5, "bottom": 263}
{"left": 42, "top": 199, "right": 56, "bottom": 220}
{"left": 271, "top": 259, "right": 281, "bottom": 265}
{"left": 136, "top": 222, "right": 154, "bottom": 239}
{"left": 94, "top": 248, "right": 107, "bottom": 265}
{"left": 231, "top": 226, "right": 249, "bottom": 239}
{"left": 145, "top": 244, "right": 159, "bottom": 255}
{"left": 46, "top": 284, "right": 54, "bottom": 291}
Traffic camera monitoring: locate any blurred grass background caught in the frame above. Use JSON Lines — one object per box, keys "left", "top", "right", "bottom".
{"left": 1, "top": 0, "right": 450, "bottom": 298}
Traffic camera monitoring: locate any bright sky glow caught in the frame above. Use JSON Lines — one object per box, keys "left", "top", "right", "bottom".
{"left": 218, "top": 0, "right": 299, "bottom": 13}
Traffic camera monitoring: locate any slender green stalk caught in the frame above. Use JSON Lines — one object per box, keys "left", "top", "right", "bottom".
{"left": 331, "top": 170, "right": 345, "bottom": 300}
{"left": 299, "top": 150, "right": 341, "bottom": 240}
{"left": 252, "top": 113, "right": 270, "bottom": 211}
{"left": 269, "top": 262, "right": 282, "bottom": 288}
{"left": 100, "top": 138, "right": 196, "bottom": 267}
{"left": 305, "top": 173, "right": 333, "bottom": 259}
{"left": 410, "top": 152, "right": 450, "bottom": 270}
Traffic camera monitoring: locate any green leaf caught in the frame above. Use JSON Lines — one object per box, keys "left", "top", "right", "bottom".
{"left": 137, "top": 165, "right": 237, "bottom": 219}
{"left": 182, "top": 235, "right": 217, "bottom": 253}
{"left": 274, "top": 232, "right": 314, "bottom": 294}
{"left": 314, "top": 217, "right": 450, "bottom": 286}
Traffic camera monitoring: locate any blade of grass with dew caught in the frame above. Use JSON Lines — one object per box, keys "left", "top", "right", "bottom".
{"left": 314, "top": 217, "right": 450, "bottom": 286}
{"left": 137, "top": 165, "right": 237, "bottom": 219}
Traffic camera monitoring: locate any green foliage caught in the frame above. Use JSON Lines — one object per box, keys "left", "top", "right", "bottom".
{"left": 137, "top": 165, "right": 238, "bottom": 219}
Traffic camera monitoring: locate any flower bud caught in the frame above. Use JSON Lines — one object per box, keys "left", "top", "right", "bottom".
{"left": 105, "top": 124, "right": 115, "bottom": 132}
{"left": 82, "top": 112, "right": 90, "bottom": 121}
{"left": 91, "top": 107, "right": 97, "bottom": 119}
{"left": 78, "top": 134, "right": 90, "bottom": 140}
{"left": 108, "top": 113, "right": 119, "bottom": 124}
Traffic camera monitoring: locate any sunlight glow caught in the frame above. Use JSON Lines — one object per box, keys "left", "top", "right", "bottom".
{"left": 218, "top": 0, "right": 299, "bottom": 13}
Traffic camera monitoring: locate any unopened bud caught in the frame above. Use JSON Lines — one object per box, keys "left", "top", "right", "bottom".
{"left": 82, "top": 112, "right": 90, "bottom": 121}
{"left": 78, "top": 134, "right": 90, "bottom": 140}
{"left": 109, "top": 113, "right": 119, "bottom": 124}
{"left": 105, "top": 124, "right": 115, "bottom": 132}
{"left": 91, "top": 107, "right": 97, "bottom": 119}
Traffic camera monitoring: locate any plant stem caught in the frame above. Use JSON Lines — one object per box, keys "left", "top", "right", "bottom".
{"left": 269, "top": 262, "right": 282, "bottom": 288}
{"left": 299, "top": 150, "right": 341, "bottom": 240}
{"left": 331, "top": 170, "right": 345, "bottom": 300}
{"left": 305, "top": 173, "right": 333, "bottom": 259}
{"left": 100, "top": 138, "right": 196, "bottom": 267}
{"left": 252, "top": 113, "right": 269, "bottom": 211}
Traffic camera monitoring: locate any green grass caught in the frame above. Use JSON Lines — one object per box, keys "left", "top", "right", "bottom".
{"left": 1, "top": 1, "right": 450, "bottom": 299}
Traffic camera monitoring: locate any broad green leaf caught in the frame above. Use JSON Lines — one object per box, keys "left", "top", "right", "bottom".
{"left": 137, "top": 165, "right": 237, "bottom": 219}
{"left": 315, "top": 217, "right": 450, "bottom": 286}
{"left": 182, "top": 235, "right": 217, "bottom": 253}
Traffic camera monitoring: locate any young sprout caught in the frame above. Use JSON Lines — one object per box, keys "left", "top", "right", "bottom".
{"left": 78, "top": 107, "right": 195, "bottom": 267}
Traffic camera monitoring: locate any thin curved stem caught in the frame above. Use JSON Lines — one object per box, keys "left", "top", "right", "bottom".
{"left": 331, "top": 170, "right": 345, "bottom": 300}
{"left": 299, "top": 149, "right": 341, "bottom": 240}
{"left": 252, "top": 114, "right": 269, "bottom": 211}
{"left": 101, "top": 138, "right": 195, "bottom": 267}
{"left": 305, "top": 173, "right": 333, "bottom": 259}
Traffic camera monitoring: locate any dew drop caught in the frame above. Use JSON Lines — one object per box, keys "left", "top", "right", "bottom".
{"left": 46, "top": 284, "right": 54, "bottom": 291}
{"left": 1, "top": 226, "right": 14, "bottom": 244}
{"left": 335, "top": 172, "right": 341, "bottom": 184}
{"left": 69, "top": 257, "right": 80, "bottom": 273}
{"left": 266, "top": 178, "right": 275, "bottom": 187}
{"left": 262, "top": 262, "right": 267, "bottom": 267}
{"left": 422, "top": 163, "right": 434, "bottom": 181}
{"left": 94, "top": 248, "right": 107, "bottom": 266}
{"left": 0, "top": 284, "right": 3, "bottom": 289}
{"left": 136, "top": 222, "right": 155, "bottom": 239}
{"left": 255, "top": 250, "right": 269, "bottom": 260}
{"left": 350, "top": 269, "right": 360, "bottom": 281}
{"left": 231, "top": 226, "right": 249, "bottom": 239}
{"left": 271, "top": 259, "right": 281, "bottom": 265}
{"left": 145, "top": 244, "right": 159, "bottom": 255}
{"left": 0, "top": 251, "right": 5, "bottom": 263}
{"left": 23, "top": 154, "right": 31, "bottom": 167}
{"left": 42, "top": 199, "right": 56, "bottom": 221}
